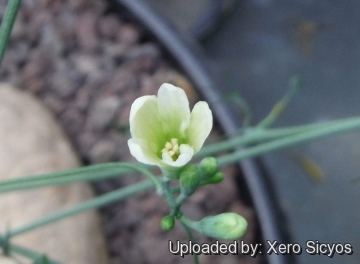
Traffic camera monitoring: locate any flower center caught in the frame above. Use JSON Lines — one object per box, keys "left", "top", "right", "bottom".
{"left": 162, "top": 138, "right": 180, "bottom": 161}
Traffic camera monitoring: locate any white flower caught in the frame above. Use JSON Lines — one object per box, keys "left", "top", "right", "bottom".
{"left": 127, "top": 83, "right": 213, "bottom": 168}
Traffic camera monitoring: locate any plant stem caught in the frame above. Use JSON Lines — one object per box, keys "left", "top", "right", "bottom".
{"left": 180, "top": 221, "right": 199, "bottom": 264}
{"left": 0, "top": 164, "right": 131, "bottom": 193}
{"left": 8, "top": 180, "right": 153, "bottom": 238}
{"left": 0, "top": 0, "right": 21, "bottom": 66}
{"left": 10, "top": 244, "right": 60, "bottom": 264}
{"left": 217, "top": 117, "right": 360, "bottom": 166}
{"left": 197, "top": 116, "right": 360, "bottom": 157}
{"left": 257, "top": 75, "right": 301, "bottom": 128}
{"left": 0, "top": 162, "right": 161, "bottom": 193}
{"left": 161, "top": 178, "right": 178, "bottom": 213}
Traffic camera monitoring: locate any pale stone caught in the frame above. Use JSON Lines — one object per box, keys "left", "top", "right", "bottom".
{"left": 0, "top": 256, "right": 18, "bottom": 264}
{"left": 0, "top": 84, "right": 108, "bottom": 264}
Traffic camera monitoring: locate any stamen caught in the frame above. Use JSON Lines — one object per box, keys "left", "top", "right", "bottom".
{"left": 165, "top": 142, "right": 172, "bottom": 150}
{"left": 161, "top": 138, "right": 181, "bottom": 161}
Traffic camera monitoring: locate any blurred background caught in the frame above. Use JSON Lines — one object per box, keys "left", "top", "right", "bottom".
{"left": 147, "top": 0, "right": 360, "bottom": 264}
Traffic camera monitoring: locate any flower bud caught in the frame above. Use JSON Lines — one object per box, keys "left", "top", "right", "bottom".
{"left": 199, "top": 157, "right": 218, "bottom": 180}
{"left": 161, "top": 215, "right": 175, "bottom": 230}
{"left": 179, "top": 165, "right": 201, "bottom": 196}
{"left": 193, "top": 213, "right": 247, "bottom": 240}
{"left": 201, "top": 172, "right": 224, "bottom": 185}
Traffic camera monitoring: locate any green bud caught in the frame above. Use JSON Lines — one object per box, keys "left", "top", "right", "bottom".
{"left": 199, "top": 157, "right": 218, "bottom": 180}
{"left": 161, "top": 215, "right": 175, "bottom": 231}
{"left": 200, "top": 172, "right": 224, "bottom": 185}
{"left": 180, "top": 165, "right": 201, "bottom": 196}
{"left": 193, "top": 213, "right": 247, "bottom": 240}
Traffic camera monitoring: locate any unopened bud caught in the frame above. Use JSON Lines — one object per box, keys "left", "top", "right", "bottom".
{"left": 201, "top": 172, "right": 224, "bottom": 185}
{"left": 193, "top": 213, "right": 247, "bottom": 240}
{"left": 199, "top": 157, "right": 218, "bottom": 180}
{"left": 180, "top": 165, "right": 200, "bottom": 196}
{"left": 161, "top": 215, "right": 175, "bottom": 231}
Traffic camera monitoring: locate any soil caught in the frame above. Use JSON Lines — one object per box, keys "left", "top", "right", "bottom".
{"left": 0, "top": 0, "right": 261, "bottom": 263}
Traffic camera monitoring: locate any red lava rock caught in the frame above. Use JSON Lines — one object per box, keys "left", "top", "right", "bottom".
{"left": 59, "top": 107, "right": 85, "bottom": 138}
{"left": 89, "top": 139, "right": 117, "bottom": 164}
{"left": 27, "top": 78, "right": 45, "bottom": 94}
{"left": 74, "top": 87, "right": 91, "bottom": 111}
{"left": 49, "top": 71, "right": 78, "bottom": 98}
{"left": 76, "top": 11, "right": 100, "bottom": 51}
{"left": 68, "top": 0, "right": 89, "bottom": 12}
{"left": 98, "top": 15, "right": 122, "bottom": 39}
{"left": 88, "top": 96, "right": 122, "bottom": 131}
{"left": 108, "top": 67, "right": 139, "bottom": 94}
{"left": 102, "top": 42, "right": 128, "bottom": 61}
{"left": 117, "top": 23, "right": 141, "bottom": 46}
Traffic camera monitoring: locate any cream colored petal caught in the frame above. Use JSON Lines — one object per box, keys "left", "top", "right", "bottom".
{"left": 187, "top": 101, "right": 213, "bottom": 152}
{"left": 128, "top": 139, "right": 160, "bottom": 166}
{"left": 161, "top": 151, "right": 173, "bottom": 163}
{"left": 130, "top": 98, "right": 166, "bottom": 155}
{"left": 129, "top": 95, "right": 157, "bottom": 123}
{"left": 161, "top": 144, "right": 194, "bottom": 167}
{"left": 157, "top": 83, "right": 190, "bottom": 138}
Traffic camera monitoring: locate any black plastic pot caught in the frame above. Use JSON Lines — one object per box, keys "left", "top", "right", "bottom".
{"left": 114, "top": 1, "right": 294, "bottom": 264}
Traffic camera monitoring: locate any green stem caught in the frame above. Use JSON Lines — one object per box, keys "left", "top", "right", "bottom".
{"left": 10, "top": 244, "right": 60, "bottom": 264}
{"left": 197, "top": 116, "right": 360, "bottom": 157}
{"left": 8, "top": 180, "right": 153, "bottom": 238}
{"left": 217, "top": 117, "right": 360, "bottom": 166}
{"left": 161, "top": 179, "right": 177, "bottom": 211}
{"left": 0, "top": 164, "right": 132, "bottom": 193}
{"left": 0, "top": 163, "right": 161, "bottom": 193}
{"left": 257, "top": 75, "right": 301, "bottom": 128}
{"left": 172, "top": 192, "right": 187, "bottom": 216}
{"left": 180, "top": 221, "right": 199, "bottom": 264}
{"left": 0, "top": 0, "right": 21, "bottom": 66}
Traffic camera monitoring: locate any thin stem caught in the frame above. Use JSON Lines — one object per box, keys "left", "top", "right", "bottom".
{"left": 161, "top": 178, "right": 177, "bottom": 211}
{"left": 180, "top": 221, "right": 199, "bottom": 264}
{"left": 10, "top": 244, "right": 60, "bottom": 264}
{"left": 0, "top": 164, "right": 132, "bottom": 193}
{"left": 172, "top": 192, "right": 187, "bottom": 216}
{"left": 0, "top": 235, "right": 60, "bottom": 264}
{"left": 228, "top": 92, "right": 253, "bottom": 127}
{"left": 197, "top": 116, "right": 360, "bottom": 157}
{"left": 257, "top": 75, "right": 301, "bottom": 128}
{"left": 0, "top": 163, "right": 160, "bottom": 193}
{"left": 123, "top": 163, "right": 161, "bottom": 192}
{"left": 217, "top": 117, "right": 360, "bottom": 166}
{"left": 8, "top": 180, "right": 153, "bottom": 238}
{"left": 0, "top": 0, "right": 21, "bottom": 66}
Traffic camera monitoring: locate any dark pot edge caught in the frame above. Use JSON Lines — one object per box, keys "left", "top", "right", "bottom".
{"left": 114, "top": 1, "right": 294, "bottom": 263}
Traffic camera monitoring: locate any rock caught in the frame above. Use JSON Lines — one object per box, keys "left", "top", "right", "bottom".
{"left": 0, "top": 84, "right": 108, "bottom": 264}
{"left": 98, "top": 15, "right": 121, "bottom": 39}
{"left": 117, "top": 23, "right": 140, "bottom": 46}
{"left": 49, "top": 71, "right": 78, "bottom": 98}
{"left": 125, "top": 43, "right": 161, "bottom": 61}
{"left": 59, "top": 107, "right": 85, "bottom": 138}
{"left": 0, "top": 256, "right": 18, "bottom": 264}
{"left": 89, "top": 139, "right": 116, "bottom": 164}
{"left": 72, "top": 53, "right": 100, "bottom": 76}
{"left": 40, "top": 23, "right": 64, "bottom": 56}
{"left": 88, "top": 96, "right": 122, "bottom": 131}
{"left": 76, "top": 11, "right": 100, "bottom": 51}
{"left": 107, "top": 67, "right": 139, "bottom": 94}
